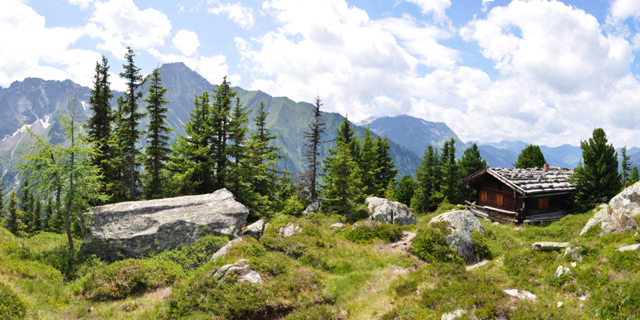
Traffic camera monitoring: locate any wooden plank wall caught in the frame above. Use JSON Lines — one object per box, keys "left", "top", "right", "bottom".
{"left": 525, "top": 195, "right": 569, "bottom": 216}
{"left": 473, "top": 175, "right": 518, "bottom": 213}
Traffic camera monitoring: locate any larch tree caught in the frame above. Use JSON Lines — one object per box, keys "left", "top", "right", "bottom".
{"left": 143, "top": 67, "right": 173, "bottom": 200}
{"left": 116, "top": 47, "right": 146, "bottom": 201}
{"left": 86, "top": 55, "right": 114, "bottom": 203}
{"left": 514, "top": 145, "right": 546, "bottom": 169}
{"left": 374, "top": 135, "right": 398, "bottom": 197}
{"left": 300, "top": 96, "right": 327, "bottom": 204}
{"left": 620, "top": 146, "right": 631, "bottom": 188}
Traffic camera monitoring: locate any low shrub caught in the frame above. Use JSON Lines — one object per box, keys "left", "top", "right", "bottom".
{"left": 0, "top": 282, "right": 28, "bottom": 319}
{"left": 38, "top": 245, "right": 104, "bottom": 281}
{"left": 410, "top": 226, "right": 462, "bottom": 264}
{"left": 153, "top": 234, "right": 229, "bottom": 272}
{"left": 0, "top": 256, "right": 63, "bottom": 282}
{"left": 610, "top": 250, "right": 640, "bottom": 272}
{"left": 260, "top": 218, "right": 335, "bottom": 268}
{"left": 76, "top": 258, "right": 184, "bottom": 300}
{"left": 503, "top": 250, "right": 556, "bottom": 280}
{"left": 471, "top": 230, "right": 493, "bottom": 261}
{"left": 591, "top": 279, "right": 640, "bottom": 319}
{"left": 344, "top": 222, "right": 403, "bottom": 244}
{"left": 285, "top": 304, "right": 335, "bottom": 319}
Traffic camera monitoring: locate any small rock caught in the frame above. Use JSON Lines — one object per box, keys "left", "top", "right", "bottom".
{"left": 570, "top": 262, "right": 577, "bottom": 267}
{"left": 563, "top": 245, "right": 583, "bottom": 261}
{"left": 531, "top": 242, "right": 570, "bottom": 251}
{"left": 210, "top": 237, "right": 244, "bottom": 261}
{"left": 213, "top": 259, "right": 262, "bottom": 285}
{"left": 557, "top": 302, "right": 563, "bottom": 308}
{"left": 616, "top": 243, "right": 640, "bottom": 252}
{"left": 503, "top": 289, "right": 537, "bottom": 300}
{"left": 330, "top": 223, "right": 345, "bottom": 229}
{"left": 441, "top": 309, "right": 466, "bottom": 320}
{"left": 493, "top": 222, "right": 499, "bottom": 225}
{"left": 578, "top": 295, "right": 588, "bottom": 301}
{"left": 365, "top": 197, "right": 417, "bottom": 225}
{"left": 466, "top": 260, "right": 489, "bottom": 271}
{"left": 238, "top": 270, "right": 263, "bottom": 284}
{"left": 279, "top": 223, "right": 302, "bottom": 237}
{"left": 555, "top": 265, "right": 571, "bottom": 278}
{"left": 303, "top": 202, "right": 322, "bottom": 215}
{"left": 242, "top": 219, "right": 266, "bottom": 239}
{"left": 116, "top": 301, "right": 138, "bottom": 312}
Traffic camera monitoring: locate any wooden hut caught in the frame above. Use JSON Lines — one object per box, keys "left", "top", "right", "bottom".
{"left": 461, "top": 164, "right": 575, "bottom": 224}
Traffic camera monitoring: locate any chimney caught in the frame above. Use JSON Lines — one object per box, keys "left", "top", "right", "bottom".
{"left": 543, "top": 163, "right": 549, "bottom": 171}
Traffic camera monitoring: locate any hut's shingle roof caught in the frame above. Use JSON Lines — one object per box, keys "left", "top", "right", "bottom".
{"left": 463, "top": 167, "right": 575, "bottom": 196}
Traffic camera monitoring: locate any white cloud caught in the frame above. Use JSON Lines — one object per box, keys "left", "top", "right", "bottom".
{"left": 482, "top": 0, "right": 494, "bottom": 12}
{"left": 404, "top": 0, "right": 451, "bottom": 21}
{"left": 173, "top": 30, "right": 200, "bottom": 56}
{"left": 148, "top": 49, "right": 240, "bottom": 86}
{"left": 87, "top": 0, "right": 172, "bottom": 58}
{"left": 0, "top": 0, "right": 100, "bottom": 88}
{"left": 609, "top": 0, "right": 640, "bottom": 22}
{"left": 69, "top": 0, "right": 94, "bottom": 10}
{"left": 208, "top": 2, "right": 255, "bottom": 29}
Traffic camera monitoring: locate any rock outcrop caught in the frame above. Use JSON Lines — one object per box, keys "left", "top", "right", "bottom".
{"left": 211, "top": 237, "right": 245, "bottom": 261}
{"left": 279, "top": 223, "right": 302, "bottom": 237}
{"left": 580, "top": 205, "right": 638, "bottom": 236}
{"left": 429, "top": 210, "right": 486, "bottom": 264}
{"left": 80, "top": 189, "right": 248, "bottom": 262}
{"left": 365, "top": 197, "right": 416, "bottom": 226}
{"left": 608, "top": 182, "right": 640, "bottom": 217}
{"left": 242, "top": 219, "right": 266, "bottom": 239}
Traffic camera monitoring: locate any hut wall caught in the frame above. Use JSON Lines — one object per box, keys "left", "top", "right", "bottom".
{"left": 474, "top": 175, "right": 517, "bottom": 213}
{"left": 524, "top": 195, "right": 568, "bottom": 216}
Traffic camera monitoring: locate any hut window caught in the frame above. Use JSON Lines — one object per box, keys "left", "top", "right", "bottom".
{"left": 497, "top": 194, "right": 504, "bottom": 206}
{"left": 538, "top": 197, "right": 549, "bottom": 209}
{"left": 480, "top": 191, "right": 487, "bottom": 202}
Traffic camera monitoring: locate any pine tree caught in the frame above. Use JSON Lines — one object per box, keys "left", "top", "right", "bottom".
{"left": 143, "top": 67, "right": 173, "bottom": 199}
{"left": 300, "top": 96, "right": 327, "bottom": 203}
{"left": 458, "top": 143, "right": 488, "bottom": 202}
{"left": 572, "top": 128, "right": 621, "bottom": 210}
{"left": 620, "top": 146, "right": 631, "bottom": 188}
{"left": 629, "top": 166, "right": 639, "bottom": 186}
{"left": 116, "top": 47, "right": 146, "bottom": 201}
{"left": 374, "top": 135, "right": 398, "bottom": 197}
{"left": 395, "top": 174, "right": 416, "bottom": 206}
{"left": 167, "top": 92, "right": 215, "bottom": 196}
{"left": 359, "top": 127, "right": 378, "bottom": 197}
{"left": 322, "top": 141, "right": 362, "bottom": 216}
{"left": 411, "top": 146, "right": 440, "bottom": 213}
{"left": 19, "top": 176, "right": 35, "bottom": 234}
{"left": 514, "top": 145, "right": 546, "bottom": 168}
{"left": 438, "top": 138, "right": 459, "bottom": 204}
{"left": 3, "top": 191, "right": 24, "bottom": 236}
{"left": 211, "top": 76, "right": 235, "bottom": 190}
{"left": 86, "top": 55, "right": 114, "bottom": 204}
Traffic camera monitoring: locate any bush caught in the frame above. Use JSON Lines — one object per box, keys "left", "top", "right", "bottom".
{"left": 591, "top": 279, "right": 640, "bottom": 319}
{"left": 344, "top": 222, "right": 403, "bottom": 244}
{"left": 76, "top": 258, "right": 184, "bottom": 300}
{"left": 0, "top": 282, "right": 28, "bottom": 319}
{"left": 410, "top": 226, "right": 462, "bottom": 264}
{"left": 285, "top": 304, "right": 335, "bottom": 319}
{"left": 38, "top": 245, "right": 104, "bottom": 281}
{"left": 471, "top": 230, "right": 493, "bottom": 261}
{"left": 282, "top": 194, "right": 305, "bottom": 217}
{"left": 610, "top": 250, "right": 640, "bottom": 272}
{"left": 153, "top": 234, "right": 229, "bottom": 272}
{"left": 0, "top": 256, "right": 63, "bottom": 282}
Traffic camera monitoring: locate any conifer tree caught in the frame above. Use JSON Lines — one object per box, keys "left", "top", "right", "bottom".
{"left": 374, "top": 135, "right": 398, "bottom": 197}
{"left": 86, "top": 55, "right": 114, "bottom": 203}
{"left": 33, "top": 195, "right": 42, "bottom": 233}
{"left": 211, "top": 77, "right": 235, "bottom": 190}
{"left": 43, "top": 196, "right": 54, "bottom": 233}
{"left": 167, "top": 92, "right": 215, "bottom": 196}
{"left": 514, "top": 145, "right": 546, "bottom": 168}
{"left": 116, "top": 47, "right": 146, "bottom": 201}
{"left": 620, "top": 146, "right": 631, "bottom": 188}
{"left": 458, "top": 143, "right": 488, "bottom": 202}
{"left": 3, "top": 191, "right": 24, "bottom": 236}
{"left": 438, "top": 138, "right": 459, "bottom": 204}
{"left": 0, "top": 179, "right": 4, "bottom": 222}
{"left": 322, "top": 141, "right": 362, "bottom": 215}
{"left": 395, "top": 174, "right": 416, "bottom": 206}
{"left": 335, "top": 116, "right": 360, "bottom": 161}
{"left": 143, "top": 67, "right": 173, "bottom": 199}
{"left": 359, "top": 127, "right": 378, "bottom": 197}
{"left": 629, "top": 166, "right": 639, "bottom": 186}
{"left": 19, "top": 176, "right": 35, "bottom": 234}
{"left": 571, "top": 128, "right": 621, "bottom": 210}
{"left": 300, "top": 96, "right": 327, "bottom": 203}
{"left": 411, "top": 146, "right": 440, "bottom": 213}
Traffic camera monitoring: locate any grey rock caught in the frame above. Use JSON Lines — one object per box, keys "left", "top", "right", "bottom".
{"left": 580, "top": 205, "right": 638, "bottom": 236}
{"left": 210, "top": 237, "right": 244, "bottom": 261}
{"left": 365, "top": 197, "right": 417, "bottom": 226}
{"left": 242, "top": 219, "right": 265, "bottom": 239}
{"left": 563, "top": 245, "right": 582, "bottom": 261}
{"left": 608, "top": 182, "right": 640, "bottom": 217}
{"left": 503, "top": 289, "right": 537, "bottom": 300}
{"left": 466, "top": 260, "right": 489, "bottom": 271}
{"left": 79, "top": 189, "right": 248, "bottom": 262}
{"left": 238, "top": 270, "right": 263, "bottom": 284}
{"left": 279, "top": 223, "right": 302, "bottom": 237}
{"left": 555, "top": 265, "right": 571, "bottom": 278}
{"left": 617, "top": 243, "right": 640, "bottom": 251}
{"left": 429, "top": 210, "right": 486, "bottom": 264}
{"left": 330, "top": 223, "right": 345, "bottom": 229}
{"left": 213, "top": 259, "right": 262, "bottom": 285}
{"left": 531, "top": 242, "right": 570, "bottom": 251}
{"left": 441, "top": 309, "right": 466, "bottom": 320}
{"left": 303, "top": 202, "right": 322, "bottom": 215}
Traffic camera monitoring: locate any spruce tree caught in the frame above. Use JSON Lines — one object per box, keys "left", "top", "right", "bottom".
{"left": 19, "top": 176, "right": 35, "bottom": 234}
{"left": 458, "top": 143, "right": 488, "bottom": 202}
{"left": 335, "top": 116, "right": 360, "bottom": 161}
{"left": 43, "top": 196, "right": 54, "bottom": 233}
{"left": 514, "top": 145, "right": 546, "bottom": 168}
{"left": 411, "top": 146, "right": 440, "bottom": 213}
{"left": 33, "top": 195, "right": 42, "bottom": 233}
{"left": 322, "top": 141, "right": 362, "bottom": 215}
{"left": 438, "top": 138, "right": 459, "bottom": 204}
{"left": 167, "top": 92, "right": 215, "bottom": 196}
{"left": 572, "top": 128, "right": 621, "bottom": 209}
{"left": 211, "top": 77, "right": 235, "bottom": 190}
{"left": 116, "top": 47, "right": 146, "bottom": 201}
{"left": 3, "top": 191, "right": 24, "bottom": 236}
{"left": 395, "top": 174, "right": 416, "bottom": 206}
{"left": 0, "top": 179, "right": 4, "bottom": 222}
{"left": 629, "top": 166, "right": 639, "bottom": 186}
{"left": 620, "top": 146, "right": 631, "bottom": 188}
{"left": 143, "top": 67, "right": 173, "bottom": 199}
{"left": 374, "top": 135, "right": 398, "bottom": 197}
{"left": 300, "top": 96, "right": 327, "bottom": 203}
{"left": 86, "top": 55, "right": 114, "bottom": 203}
{"left": 359, "top": 127, "right": 378, "bottom": 197}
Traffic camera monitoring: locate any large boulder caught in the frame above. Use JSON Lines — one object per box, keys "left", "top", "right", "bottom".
{"left": 609, "top": 182, "right": 640, "bottom": 217}
{"left": 79, "top": 189, "right": 248, "bottom": 262}
{"left": 365, "top": 197, "right": 417, "bottom": 226}
{"left": 429, "top": 210, "right": 486, "bottom": 264}
{"left": 580, "top": 205, "right": 638, "bottom": 236}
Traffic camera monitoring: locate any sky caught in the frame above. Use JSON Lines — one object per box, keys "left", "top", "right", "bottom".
{"left": 2, "top": 0, "right": 640, "bottom": 148}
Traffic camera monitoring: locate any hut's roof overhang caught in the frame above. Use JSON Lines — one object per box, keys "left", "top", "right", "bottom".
{"left": 461, "top": 167, "right": 576, "bottom": 196}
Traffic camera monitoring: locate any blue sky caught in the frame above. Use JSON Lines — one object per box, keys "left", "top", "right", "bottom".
{"left": 3, "top": 0, "right": 640, "bottom": 148}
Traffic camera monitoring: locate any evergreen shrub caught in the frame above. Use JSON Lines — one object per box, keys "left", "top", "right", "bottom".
{"left": 409, "top": 223, "right": 463, "bottom": 264}
{"left": 471, "top": 230, "right": 493, "bottom": 261}
{"left": 344, "top": 222, "right": 403, "bottom": 244}
{"left": 153, "top": 234, "right": 229, "bottom": 272}
{"left": 0, "top": 256, "right": 63, "bottom": 282}
{"left": 0, "top": 282, "right": 28, "bottom": 319}
{"left": 610, "top": 250, "right": 640, "bottom": 272}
